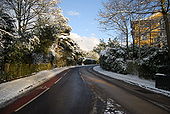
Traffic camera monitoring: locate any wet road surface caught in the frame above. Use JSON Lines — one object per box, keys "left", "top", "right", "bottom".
{"left": 81, "top": 66, "right": 170, "bottom": 114}
{"left": 1, "top": 66, "right": 170, "bottom": 114}
{"left": 14, "top": 67, "right": 92, "bottom": 114}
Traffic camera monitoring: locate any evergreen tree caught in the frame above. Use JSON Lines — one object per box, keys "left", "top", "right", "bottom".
{"left": 0, "top": 8, "right": 16, "bottom": 65}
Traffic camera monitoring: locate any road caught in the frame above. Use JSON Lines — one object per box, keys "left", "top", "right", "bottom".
{"left": 1, "top": 66, "right": 170, "bottom": 114}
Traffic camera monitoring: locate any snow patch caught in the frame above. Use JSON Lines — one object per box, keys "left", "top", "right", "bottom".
{"left": 93, "top": 66, "right": 170, "bottom": 97}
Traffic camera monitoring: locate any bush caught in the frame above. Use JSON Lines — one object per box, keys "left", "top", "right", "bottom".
{"left": 110, "top": 58, "right": 127, "bottom": 74}
{"left": 137, "top": 48, "right": 169, "bottom": 79}
{"left": 100, "top": 47, "right": 127, "bottom": 74}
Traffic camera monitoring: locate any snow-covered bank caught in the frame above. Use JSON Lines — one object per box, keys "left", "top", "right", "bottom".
{"left": 93, "top": 66, "right": 170, "bottom": 97}
{"left": 0, "top": 66, "right": 75, "bottom": 109}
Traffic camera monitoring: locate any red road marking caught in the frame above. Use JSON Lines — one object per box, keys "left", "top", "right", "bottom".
{"left": 0, "top": 69, "right": 69, "bottom": 114}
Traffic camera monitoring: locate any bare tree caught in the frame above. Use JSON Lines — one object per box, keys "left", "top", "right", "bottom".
{"left": 98, "top": 0, "right": 170, "bottom": 60}
{"left": 160, "top": 0, "right": 170, "bottom": 58}
{"left": 98, "top": 0, "right": 145, "bottom": 59}
{"left": 2, "top": 0, "right": 59, "bottom": 38}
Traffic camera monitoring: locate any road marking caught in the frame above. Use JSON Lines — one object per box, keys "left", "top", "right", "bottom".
{"left": 81, "top": 75, "right": 85, "bottom": 82}
{"left": 64, "top": 72, "right": 68, "bottom": 76}
{"left": 78, "top": 69, "right": 82, "bottom": 76}
{"left": 88, "top": 67, "right": 92, "bottom": 71}
{"left": 80, "top": 72, "right": 86, "bottom": 83}
{"left": 14, "top": 88, "right": 49, "bottom": 112}
{"left": 54, "top": 70, "right": 70, "bottom": 84}
{"left": 78, "top": 69, "right": 85, "bottom": 82}
{"left": 54, "top": 77, "right": 62, "bottom": 84}
{"left": 39, "top": 86, "right": 48, "bottom": 89}
{"left": 64, "top": 70, "right": 70, "bottom": 76}
{"left": 15, "top": 70, "right": 70, "bottom": 112}
{"left": 146, "top": 99, "right": 170, "bottom": 112}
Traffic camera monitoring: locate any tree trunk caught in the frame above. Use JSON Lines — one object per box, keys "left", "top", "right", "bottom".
{"left": 132, "top": 32, "right": 135, "bottom": 59}
{"left": 138, "top": 24, "right": 141, "bottom": 60}
{"left": 125, "top": 22, "right": 129, "bottom": 60}
{"left": 17, "top": 0, "right": 22, "bottom": 37}
{"left": 162, "top": 12, "right": 170, "bottom": 62}
{"left": 126, "top": 32, "right": 129, "bottom": 59}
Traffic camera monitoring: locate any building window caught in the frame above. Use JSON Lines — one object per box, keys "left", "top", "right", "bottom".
{"left": 141, "top": 35, "right": 147, "bottom": 40}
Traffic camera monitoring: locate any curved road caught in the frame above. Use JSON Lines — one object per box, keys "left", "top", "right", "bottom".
{"left": 1, "top": 66, "right": 170, "bottom": 114}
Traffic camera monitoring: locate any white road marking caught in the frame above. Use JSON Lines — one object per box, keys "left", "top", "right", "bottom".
{"left": 78, "top": 69, "right": 82, "bottom": 76}
{"left": 15, "top": 88, "right": 49, "bottom": 112}
{"left": 64, "top": 72, "right": 68, "bottom": 76}
{"left": 15, "top": 69, "right": 71, "bottom": 112}
{"left": 54, "top": 70, "right": 70, "bottom": 84}
{"left": 79, "top": 70, "right": 86, "bottom": 82}
{"left": 54, "top": 77, "right": 62, "bottom": 84}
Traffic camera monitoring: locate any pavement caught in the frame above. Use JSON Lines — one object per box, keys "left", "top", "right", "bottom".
{"left": 0, "top": 66, "right": 170, "bottom": 114}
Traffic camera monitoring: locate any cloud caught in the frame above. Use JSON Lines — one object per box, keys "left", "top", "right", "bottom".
{"left": 67, "top": 11, "right": 80, "bottom": 16}
{"left": 90, "top": 33, "right": 96, "bottom": 37}
{"left": 69, "top": 33, "right": 100, "bottom": 52}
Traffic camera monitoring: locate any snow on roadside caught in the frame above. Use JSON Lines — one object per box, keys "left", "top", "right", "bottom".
{"left": 93, "top": 66, "right": 170, "bottom": 97}
{"left": 0, "top": 66, "right": 74, "bottom": 109}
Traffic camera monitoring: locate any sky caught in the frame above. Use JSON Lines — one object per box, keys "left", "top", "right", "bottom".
{"left": 59, "top": 0, "right": 108, "bottom": 51}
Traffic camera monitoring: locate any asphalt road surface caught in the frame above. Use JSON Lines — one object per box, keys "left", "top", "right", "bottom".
{"left": 2, "top": 66, "right": 170, "bottom": 114}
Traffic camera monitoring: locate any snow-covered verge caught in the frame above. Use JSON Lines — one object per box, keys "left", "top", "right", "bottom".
{"left": 0, "top": 66, "right": 76, "bottom": 109}
{"left": 93, "top": 66, "right": 170, "bottom": 97}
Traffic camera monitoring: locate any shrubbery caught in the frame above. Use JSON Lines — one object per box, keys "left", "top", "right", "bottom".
{"left": 97, "top": 38, "right": 169, "bottom": 79}
{"left": 100, "top": 47, "right": 127, "bottom": 74}
{"left": 137, "top": 47, "right": 169, "bottom": 79}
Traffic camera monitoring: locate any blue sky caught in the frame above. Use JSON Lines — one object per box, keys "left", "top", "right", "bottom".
{"left": 60, "top": 0, "right": 104, "bottom": 37}
{"left": 59, "top": 0, "right": 109, "bottom": 51}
